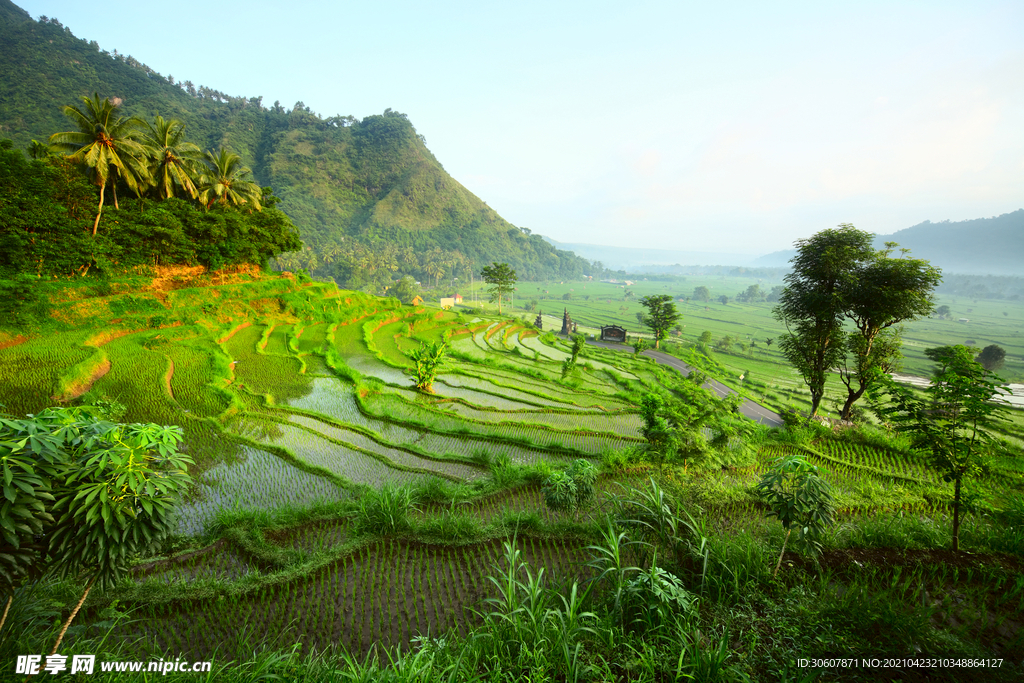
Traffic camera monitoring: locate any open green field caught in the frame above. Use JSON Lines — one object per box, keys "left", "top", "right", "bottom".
{"left": 2, "top": 271, "right": 1023, "bottom": 681}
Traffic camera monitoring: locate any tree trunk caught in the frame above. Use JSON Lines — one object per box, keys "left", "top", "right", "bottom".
{"left": 809, "top": 390, "right": 823, "bottom": 418}
{"left": 952, "top": 477, "right": 962, "bottom": 552}
{"left": 773, "top": 528, "right": 792, "bottom": 577}
{"left": 91, "top": 184, "right": 105, "bottom": 236}
{"left": 50, "top": 575, "right": 96, "bottom": 656}
{"left": 840, "top": 386, "right": 867, "bottom": 421}
{"left": 112, "top": 182, "right": 119, "bottom": 210}
{"left": 0, "top": 594, "right": 10, "bottom": 634}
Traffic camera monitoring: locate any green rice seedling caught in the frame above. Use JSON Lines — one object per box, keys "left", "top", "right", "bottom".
{"left": 264, "top": 323, "right": 295, "bottom": 356}
{"left": 296, "top": 322, "right": 330, "bottom": 354}
{"left": 223, "top": 325, "right": 311, "bottom": 403}
{"left": 175, "top": 446, "right": 350, "bottom": 536}
{"left": 235, "top": 418, "right": 439, "bottom": 488}
{"left": 286, "top": 413, "right": 487, "bottom": 481}
{"left": 353, "top": 485, "right": 418, "bottom": 536}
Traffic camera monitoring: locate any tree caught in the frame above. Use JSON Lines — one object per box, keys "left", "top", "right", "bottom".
{"left": 718, "top": 295, "right": 730, "bottom": 305}
{"left": 481, "top": 262, "right": 517, "bottom": 314}
{"left": 836, "top": 241, "right": 941, "bottom": 419}
{"left": 198, "top": 148, "right": 262, "bottom": 211}
{"left": 48, "top": 93, "right": 150, "bottom": 235}
{"left": 392, "top": 275, "right": 420, "bottom": 305}
{"left": 774, "top": 225, "right": 939, "bottom": 419}
{"left": 0, "top": 407, "right": 192, "bottom": 652}
{"left": 561, "top": 334, "right": 586, "bottom": 378}
{"left": 755, "top": 455, "right": 834, "bottom": 576}
{"left": 693, "top": 286, "right": 711, "bottom": 302}
{"left": 935, "top": 305, "right": 951, "bottom": 319}
{"left": 870, "top": 346, "right": 1005, "bottom": 551}
{"left": 638, "top": 295, "right": 680, "bottom": 349}
{"left": 409, "top": 340, "right": 448, "bottom": 393}
{"left": 140, "top": 115, "right": 202, "bottom": 200}
{"left": 975, "top": 344, "right": 1006, "bottom": 372}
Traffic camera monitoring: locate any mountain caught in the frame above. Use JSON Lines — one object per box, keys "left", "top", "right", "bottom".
{"left": 541, "top": 238, "right": 757, "bottom": 271}
{"left": 753, "top": 211, "right": 1024, "bottom": 276}
{"left": 0, "top": 1, "right": 592, "bottom": 283}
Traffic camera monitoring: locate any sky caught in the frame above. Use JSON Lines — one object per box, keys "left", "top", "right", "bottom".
{"left": 18, "top": 0, "right": 1024, "bottom": 255}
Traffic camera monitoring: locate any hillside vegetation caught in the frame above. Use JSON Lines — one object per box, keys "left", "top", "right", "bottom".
{"left": 0, "top": 0, "right": 593, "bottom": 286}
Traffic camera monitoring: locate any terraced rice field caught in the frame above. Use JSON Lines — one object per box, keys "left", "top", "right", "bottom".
{"left": 175, "top": 446, "right": 352, "bottom": 535}
{"left": 127, "top": 536, "right": 594, "bottom": 660}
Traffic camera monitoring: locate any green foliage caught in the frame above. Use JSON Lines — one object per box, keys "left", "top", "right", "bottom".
{"left": 632, "top": 337, "right": 649, "bottom": 356}
{"left": 48, "top": 93, "right": 150, "bottom": 234}
{"left": 774, "top": 225, "right": 941, "bottom": 419}
{"left": 975, "top": 344, "right": 1006, "bottom": 372}
{"left": 351, "top": 485, "right": 416, "bottom": 536}
{"left": 541, "top": 459, "right": 598, "bottom": 520}
{"left": 408, "top": 340, "right": 448, "bottom": 393}
{"left": 0, "top": 406, "right": 193, "bottom": 608}
{"left": 638, "top": 294, "right": 679, "bottom": 350}
{"left": 480, "top": 262, "right": 517, "bottom": 314}
{"left": 870, "top": 345, "right": 1006, "bottom": 550}
{"left": 755, "top": 455, "right": 835, "bottom": 571}
{"left": 561, "top": 333, "right": 586, "bottom": 378}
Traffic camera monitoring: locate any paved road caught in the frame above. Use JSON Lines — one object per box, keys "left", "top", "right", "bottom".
{"left": 587, "top": 340, "right": 785, "bottom": 428}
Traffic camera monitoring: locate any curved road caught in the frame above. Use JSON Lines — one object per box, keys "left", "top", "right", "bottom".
{"left": 587, "top": 340, "right": 785, "bottom": 428}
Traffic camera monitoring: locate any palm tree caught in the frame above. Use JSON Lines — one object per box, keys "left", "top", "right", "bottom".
{"left": 48, "top": 93, "right": 150, "bottom": 235}
{"left": 197, "top": 148, "right": 262, "bottom": 211}
{"left": 140, "top": 116, "right": 202, "bottom": 200}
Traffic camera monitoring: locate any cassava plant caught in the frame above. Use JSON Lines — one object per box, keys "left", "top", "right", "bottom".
{"left": 755, "top": 454, "right": 834, "bottom": 576}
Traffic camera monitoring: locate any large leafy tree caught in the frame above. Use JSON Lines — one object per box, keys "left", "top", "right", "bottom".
{"left": 198, "top": 148, "right": 263, "bottom": 211}
{"left": 48, "top": 93, "right": 150, "bottom": 235}
{"left": 836, "top": 242, "right": 941, "bottom": 418}
{"left": 0, "top": 407, "right": 192, "bottom": 652}
{"left": 481, "top": 262, "right": 517, "bottom": 314}
{"left": 140, "top": 115, "right": 203, "bottom": 200}
{"left": 638, "top": 295, "right": 680, "bottom": 349}
{"left": 774, "top": 225, "right": 939, "bottom": 419}
{"left": 870, "top": 346, "right": 1006, "bottom": 551}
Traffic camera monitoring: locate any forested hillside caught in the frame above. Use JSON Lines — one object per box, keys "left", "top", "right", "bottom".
{"left": 0, "top": 0, "right": 593, "bottom": 286}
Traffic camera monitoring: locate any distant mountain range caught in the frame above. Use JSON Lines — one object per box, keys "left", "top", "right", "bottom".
{"left": 753, "top": 211, "right": 1024, "bottom": 276}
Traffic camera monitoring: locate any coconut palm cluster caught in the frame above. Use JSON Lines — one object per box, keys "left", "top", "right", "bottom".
{"left": 47, "top": 93, "right": 263, "bottom": 235}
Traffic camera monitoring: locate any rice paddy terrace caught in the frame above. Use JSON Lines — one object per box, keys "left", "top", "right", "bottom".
{"left": 2, "top": 272, "right": 1023, "bottom": 668}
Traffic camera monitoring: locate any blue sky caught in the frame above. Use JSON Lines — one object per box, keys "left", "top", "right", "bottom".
{"left": 20, "top": 0, "right": 1024, "bottom": 255}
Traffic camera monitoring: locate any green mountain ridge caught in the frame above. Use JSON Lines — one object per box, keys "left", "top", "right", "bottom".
{"left": 0, "top": 0, "right": 592, "bottom": 284}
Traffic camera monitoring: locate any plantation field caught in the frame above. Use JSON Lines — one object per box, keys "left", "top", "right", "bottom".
{"left": 3, "top": 270, "right": 1023, "bottom": 681}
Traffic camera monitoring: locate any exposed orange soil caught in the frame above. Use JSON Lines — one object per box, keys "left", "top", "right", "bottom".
{"left": 164, "top": 358, "right": 175, "bottom": 400}
{"left": 0, "top": 334, "right": 28, "bottom": 351}
{"left": 60, "top": 358, "right": 111, "bottom": 401}
{"left": 217, "top": 321, "right": 252, "bottom": 344}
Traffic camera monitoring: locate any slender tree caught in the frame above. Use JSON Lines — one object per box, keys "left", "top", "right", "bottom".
{"left": 870, "top": 346, "right": 1005, "bottom": 551}
{"left": 140, "top": 115, "right": 203, "bottom": 200}
{"left": 481, "top": 262, "right": 517, "bottom": 314}
{"left": 198, "top": 148, "right": 262, "bottom": 210}
{"left": 638, "top": 295, "right": 681, "bottom": 349}
{"left": 48, "top": 93, "right": 150, "bottom": 235}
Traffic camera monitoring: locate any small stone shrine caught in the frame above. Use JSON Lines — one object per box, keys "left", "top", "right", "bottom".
{"left": 534, "top": 311, "right": 543, "bottom": 329}
{"left": 600, "top": 325, "right": 627, "bottom": 342}
{"left": 561, "top": 308, "right": 574, "bottom": 335}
